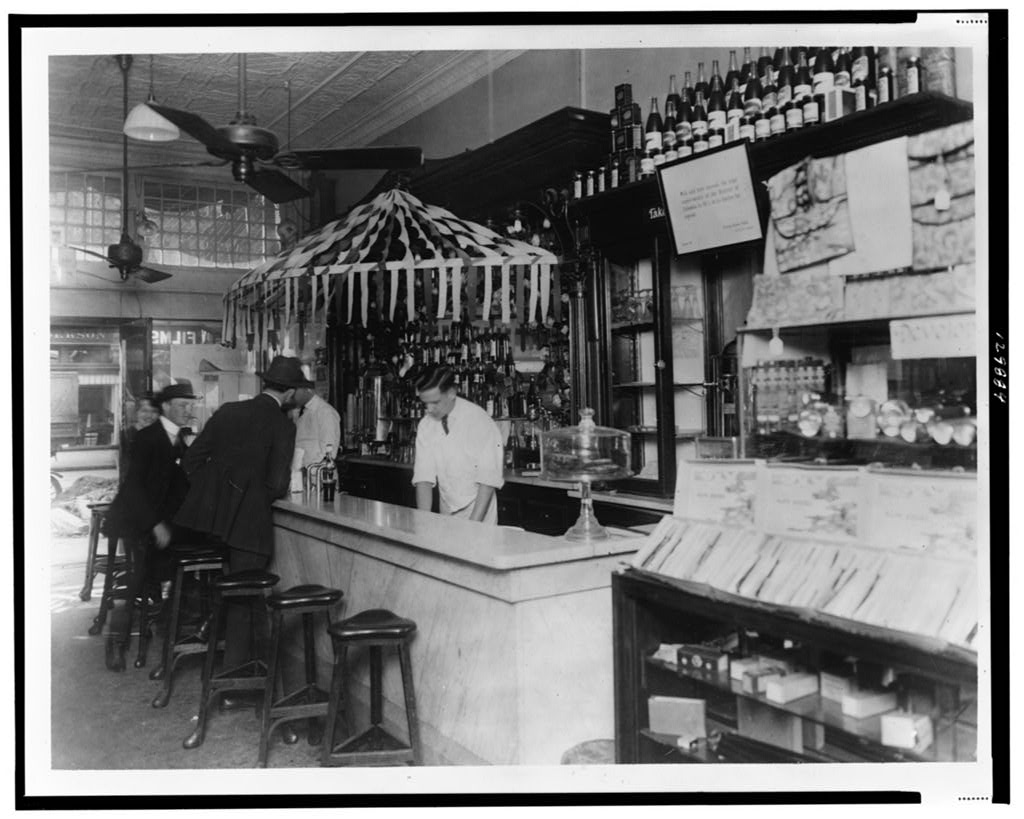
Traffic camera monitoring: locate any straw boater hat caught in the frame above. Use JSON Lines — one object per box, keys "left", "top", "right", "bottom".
{"left": 258, "top": 356, "right": 315, "bottom": 389}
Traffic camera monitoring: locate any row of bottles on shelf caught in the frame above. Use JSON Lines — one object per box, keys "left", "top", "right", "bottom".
{"left": 574, "top": 46, "right": 937, "bottom": 195}
{"left": 750, "top": 358, "right": 831, "bottom": 435}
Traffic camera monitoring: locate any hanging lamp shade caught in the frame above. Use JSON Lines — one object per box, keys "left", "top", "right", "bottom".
{"left": 124, "top": 91, "right": 179, "bottom": 141}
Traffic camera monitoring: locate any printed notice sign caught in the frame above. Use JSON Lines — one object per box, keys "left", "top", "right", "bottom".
{"left": 890, "top": 313, "right": 976, "bottom": 360}
{"left": 657, "top": 142, "right": 763, "bottom": 256}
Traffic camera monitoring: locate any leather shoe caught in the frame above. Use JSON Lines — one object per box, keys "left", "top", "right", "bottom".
{"left": 195, "top": 615, "right": 213, "bottom": 643}
{"left": 281, "top": 724, "right": 299, "bottom": 745}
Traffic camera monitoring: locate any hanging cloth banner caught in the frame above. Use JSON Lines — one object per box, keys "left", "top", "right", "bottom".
{"left": 261, "top": 282, "right": 269, "bottom": 355}
{"left": 310, "top": 271, "right": 319, "bottom": 349}
{"left": 539, "top": 263, "right": 551, "bottom": 322}
{"left": 500, "top": 262, "right": 511, "bottom": 325}
{"left": 482, "top": 265, "right": 494, "bottom": 320}
{"left": 284, "top": 278, "right": 291, "bottom": 331}
{"left": 321, "top": 271, "right": 331, "bottom": 342}
{"left": 406, "top": 267, "right": 416, "bottom": 319}
{"left": 347, "top": 267, "right": 355, "bottom": 325}
{"left": 529, "top": 264, "right": 540, "bottom": 323}
{"left": 389, "top": 266, "right": 400, "bottom": 321}
{"left": 436, "top": 265, "right": 447, "bottom": 321}
{"left": 360, "top": 269, "right": 370, "bottom": 326}
{"left": 451, "top": 262, "right": 463, "bottom": 318}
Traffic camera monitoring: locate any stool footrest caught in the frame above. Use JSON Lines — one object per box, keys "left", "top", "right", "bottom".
{"left": 213, "top": 659, "right": 268, "bottom": 680}
{"left": 272, "top": 686, "right": 330, "bottom": 710}
{"left": 324, "top": 725, "right": 414, "bottom": 766}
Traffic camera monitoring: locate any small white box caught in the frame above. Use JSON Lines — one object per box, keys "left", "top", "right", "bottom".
{"left": 819, "top": 670, "right": 856, "bottom": 702}
{"left": 841, "top": 688, "right": 898, "bottom": 719}
{"left": 881, "top": 712, "right": 934, "bottom": 754}
{"left": 730, "top": 655, "right": 764, "bottom": 682}
{"left": 648, "top": 695, "right": 706, "bottom": 746}
{"left": 824, "top": 87, "right": 857, "bottom": 122}
{"left": 743, "top": 666, "right": 787, "bottom": 695}
{"left": 766, "top": 671, "right": 820, "bottom": 704}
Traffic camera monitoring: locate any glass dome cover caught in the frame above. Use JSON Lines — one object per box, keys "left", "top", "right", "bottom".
{"left": 540, "top": 408, "right": 632, "bottom": 483}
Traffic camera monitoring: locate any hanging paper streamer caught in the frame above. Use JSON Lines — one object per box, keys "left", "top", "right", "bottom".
{"left": 436, "top": 265, "right": 447, "bottom": 320}
{"left": 501, "top": 262, "right": 511, "bottom": 325}
{"left": 389, "top": 266, "right": 399, "bottom": 321}
{"left": 482, "top": 265, "right": 494, "bottom": 320}
{"left": 451, "top": 262, "right": 462, "bottom": 318}
{"left": 405, "top": 267, "right": 415, "bottom": 319}
{"left": 528, "top": 264, "right": 540, "bottom": 323}
{"left": 310, "top": 271, "right": 319, "bottom": 349}
{"left": 321, "top": 271, "right": 331, "bottom": 342}
{"left": 539, "top": 263, "right": 551, "bottom": 322}
{"left": 347, "top": 268, "right": 355, "bottom": 324}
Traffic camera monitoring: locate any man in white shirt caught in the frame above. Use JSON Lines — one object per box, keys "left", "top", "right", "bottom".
{"left": 292, "top": 381, "right": 341, "bottom": 467}
{"left": 411, "top": 365, "right": 504, "bottom": 524}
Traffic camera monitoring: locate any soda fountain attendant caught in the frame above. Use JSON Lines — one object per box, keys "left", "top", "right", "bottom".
{"left": 412, "top": 364, "right": 505, "bottom": 524}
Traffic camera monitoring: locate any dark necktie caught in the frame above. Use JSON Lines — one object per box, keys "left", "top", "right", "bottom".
{"left": 175, "top": 428, "right": 190, "bottom": 457}
{"left": 441, "top": 415, "right": 449, "bottom": 435}
{"left": 299, "top": 406, "right": 305, "bottom": 417}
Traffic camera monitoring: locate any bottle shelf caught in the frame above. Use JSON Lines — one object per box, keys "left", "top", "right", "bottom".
{"left": 611, "top": 320, "right": 656, "bottom": 333}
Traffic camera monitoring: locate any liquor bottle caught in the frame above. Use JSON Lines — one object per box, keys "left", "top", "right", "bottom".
{"left": 905, "top": 54, "right": 923, "bottom": 94}
{"left": 663, "top": 98, "right": 679, "bottom": 152}
{"left": 663, "top": 141, "right": 679, "bottom": 163}
{"left": 726, "top": 78, "right": 745, "bottom": 130}
{"left": 319, "top": 443, "right": 337, "bottom": 502}
{"left": 692, "top": 121, "right": 710, "bottom": 154}
{"left": 775, "top": 47, "right": 794, "bottom": 108}
{"left": 676, "top": 75, "right": 693, "bottom": 142}
{"left": 852, "top": 60, "right": 868, "bottom": 111}
{"left": 764, "top": 68, "right": 786, "bottom": 138}
{"left": 740, "top": 46, "right": 756, "bottom": 91}
{"left": 794, "top": 49, "right": 813, "bottom": 103}
{"left": 834, "top": 46, "right": 852, "bottom": 87}
{"left": 681, "top": 69, "right": 695, "bottom": 107}
{"left": 689, "top": 89, "right": 709, "bottom": 139}
{"left": 812, "top": 46, "right": 835, "bottom": 96}
{"left": 724, "top": 50, "right": 741, "bottom": 93}
{"left": 743, "top": 64, "right": 763, "bottom": 116}
{"left": 754, "top": 94, "right": 773, "bottom": 142}
{"left": 640, "top": 150, "right": 656, "bottom": 178}
{"left": 609, "top": 157, "right": 619, "bottom": 189}
{"left": 706, "top": 66, "right": 728, "bottom": 132}
{"left": 850, "top": 46, "right": 875, "bottom": 109}
{"left": 802, "top": 81, "right": 821, "bottom": 126}
{"left": 652, "top": 146, "right": 666, "bottom": 167}
{"left": 665, "top": 74, "right": 682, "bottom": 117}
{"left": 739, "top": 109, "right": 756, "bottom": 143}
{"left": 708, "top": 126, "right": 725, "bottom": 149}
{"left": 877, "top": 63, "right": 894, "bottom": 104}
{"left": 694, "top": 61, "right": 709, "bottom": 102}
{"left": 676, "top": 134, "right": 694, "bottom": 158}
{"left": 644, "top": 96, "right": 664, "bottom": 154}
{"left": 757, "top": 46, "right": 774, "bottom": 88}
{"left": 504, "top": 425, "right": 518, "bottom": 470}
{"left": 782, "top": 69, "right": 803, "bottom": 134}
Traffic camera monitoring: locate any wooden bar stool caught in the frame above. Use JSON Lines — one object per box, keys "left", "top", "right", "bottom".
{"left": 321, "top": 609, "right": 421, "bottom": 767}
{"left": 79, "top": 502, "right": 113, "bottom": 602}
{"left": 183, "top": 569, "right": 279, "bottom": 750}
{"left": 258, "top": 584, "right": 344, "bottom": 767}
{"left": 149, "top": 546, "right": 227, "bottom": 708}
{"left": 86, "top": 523, "right": 130, "bottom": 637}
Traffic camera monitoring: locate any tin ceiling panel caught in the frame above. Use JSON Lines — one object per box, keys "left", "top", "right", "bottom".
{"left": 49, "top": 50, "right": 522, "bottom": 169}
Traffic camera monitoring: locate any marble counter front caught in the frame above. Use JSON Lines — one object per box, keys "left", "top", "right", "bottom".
{"left": 271, "top": 493, "right": 644, "bottom": 765}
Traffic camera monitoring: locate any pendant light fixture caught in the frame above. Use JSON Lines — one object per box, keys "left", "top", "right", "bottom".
{"left": 123, "top": 54, "right": 179, "bottom": 142}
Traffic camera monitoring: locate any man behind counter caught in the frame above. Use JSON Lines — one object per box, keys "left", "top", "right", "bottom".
{"left": 411, "top": 364, "right": 504, "bottom": 524}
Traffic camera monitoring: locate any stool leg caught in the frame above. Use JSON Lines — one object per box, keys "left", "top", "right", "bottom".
{"left": 88, "top": 537, "right": 120, "bottom": 635}
{"left": 183, "top": 596, "right": 222, "bottom": 750}
{"left": 321, "top": 643, "right": 348, "bottom": 765}
{"left": 302, "top": 611, "right": 323, "bottom": 746}
{"left": 257, "top": 610, "right": 283, "bottom": 768}
{"left": 398, "top": 641, "right": 421, "bottom": 765}
{"left": 150, "top": 563, "right": 184, "bottom": 697}
{"left": 79, "top": 512, "right": 101, "bottom": 601}
{"left": 134, "top": 585, "right": 151, "bottom": 669}
{"left": 369, "top": 646, "right": 383, "bottom": 728}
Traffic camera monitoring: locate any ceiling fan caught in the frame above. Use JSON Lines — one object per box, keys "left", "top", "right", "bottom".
{"left": 68, "top": 55, "right": 173, "bottom": 285}
{"left": 144, "top": 53, "right": 425, "bottom": 204}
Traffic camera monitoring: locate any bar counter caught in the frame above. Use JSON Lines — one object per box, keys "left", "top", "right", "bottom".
{"left": 270, "top": 491, "right": 645, "bottom": 765}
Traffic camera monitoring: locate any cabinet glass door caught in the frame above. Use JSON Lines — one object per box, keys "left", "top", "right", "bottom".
{"left": 668, "top": 254, "right": 708, "bottom": 465}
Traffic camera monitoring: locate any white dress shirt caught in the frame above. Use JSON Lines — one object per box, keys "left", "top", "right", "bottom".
{"left": 294, "top": 393, "right": 341, "bottom": 467}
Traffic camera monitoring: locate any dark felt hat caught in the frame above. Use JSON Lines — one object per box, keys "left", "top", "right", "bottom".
{"left": 156, "top": 380, "right": 197, "bottom": 404}
{"left": 258, "top": 356, "right": 315, "bottom": 389}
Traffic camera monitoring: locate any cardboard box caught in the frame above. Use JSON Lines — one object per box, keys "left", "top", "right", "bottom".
{"left": 819, "top": 670, "right": 857, "bottom": 702}
{"left": 841, "top": 688, "right": 898, "bottom": 719}
{"left": 736, "top": 698, "right": 803, "bottom": 754}
{"left": 824, "top": 87, "right": 858, "bottom": 122}
{"left": 676, "top": 644, "right": 730, "bottom": 681}
{"left": 743, "top": 665, "right": 787, "bottom": 695}
{"left": 880, "top": 711, "right": 934, "bottom": 754}
{"left": 647, "top": 695, "right": 705, "bottom": 745}
{"left": 766, "top": 671, "right": 820, "bottom": 704}
{"left": 730, "top": 655, "right": 764, "bottom": 682}
{"left": 615, "top": 83, "right": 633, "bottom": 109}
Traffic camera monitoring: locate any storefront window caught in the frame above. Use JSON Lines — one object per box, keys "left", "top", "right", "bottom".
{"left": 50, "top": 326, "right": 120, "bottom": 450}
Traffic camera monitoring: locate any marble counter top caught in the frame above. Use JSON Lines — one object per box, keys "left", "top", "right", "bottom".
{"left": 274, "top": 492, "right": 641, "bottom": 572}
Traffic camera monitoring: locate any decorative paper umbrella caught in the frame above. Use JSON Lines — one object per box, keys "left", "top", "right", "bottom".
{"left": 222, "top": 188, "right": 559, "bottom": 364}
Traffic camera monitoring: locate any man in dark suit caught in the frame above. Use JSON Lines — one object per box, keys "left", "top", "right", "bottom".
{"left": 173, "top": 356, "right": 307, "bottom": 677}
{"left": 104, "top": 380, "right": 199, "bottom": 671}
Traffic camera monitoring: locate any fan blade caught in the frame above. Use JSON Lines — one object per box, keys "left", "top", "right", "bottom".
{"left": 75, "top": 269, "right": 121, "bottom": 284}
{"left": 146, "top": 103, "right": 241, "bottom": 158}
{"left": 274, "top": 146, "right": 424, "bottom": 172}
{"left": 68, "top": 246, "right": 114, "bottom": 264}
{"left": 246, "top": 169, "right": 311, "bottom": 204}
{"left": 134, "top": 266, "right": 174, "bottom": 284}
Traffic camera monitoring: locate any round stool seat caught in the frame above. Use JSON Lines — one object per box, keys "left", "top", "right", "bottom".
{"left": 329, "top": 609, "right": 416, "bottom": 641}
{"left": 171, "top": 547, "right": 227, "bottom": 567}
{"left": 214, "top": 569, "right": 280, "bottom": 591}
{"left": 268, "top": 584, "right": 343, "bottom": 610}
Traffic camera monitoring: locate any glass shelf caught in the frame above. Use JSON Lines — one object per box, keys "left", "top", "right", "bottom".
{"left": 645, "top": 655, "right": 950, "bottom": 762}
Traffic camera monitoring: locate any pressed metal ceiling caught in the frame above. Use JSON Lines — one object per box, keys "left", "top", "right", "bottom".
{"left": 49, "top": 50, "right": 522, "bottom": 169}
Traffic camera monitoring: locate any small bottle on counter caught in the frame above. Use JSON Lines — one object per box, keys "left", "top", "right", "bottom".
{"left": 572, "top": 171, "right": 583, "bottom": 199}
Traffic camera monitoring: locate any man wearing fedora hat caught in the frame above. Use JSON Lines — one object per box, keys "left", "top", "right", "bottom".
{"left": 103, "top": 379, "right": 200, "bottom": 670}
{"left": 174, "top": 356, "right": 303, "bottom": 682}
